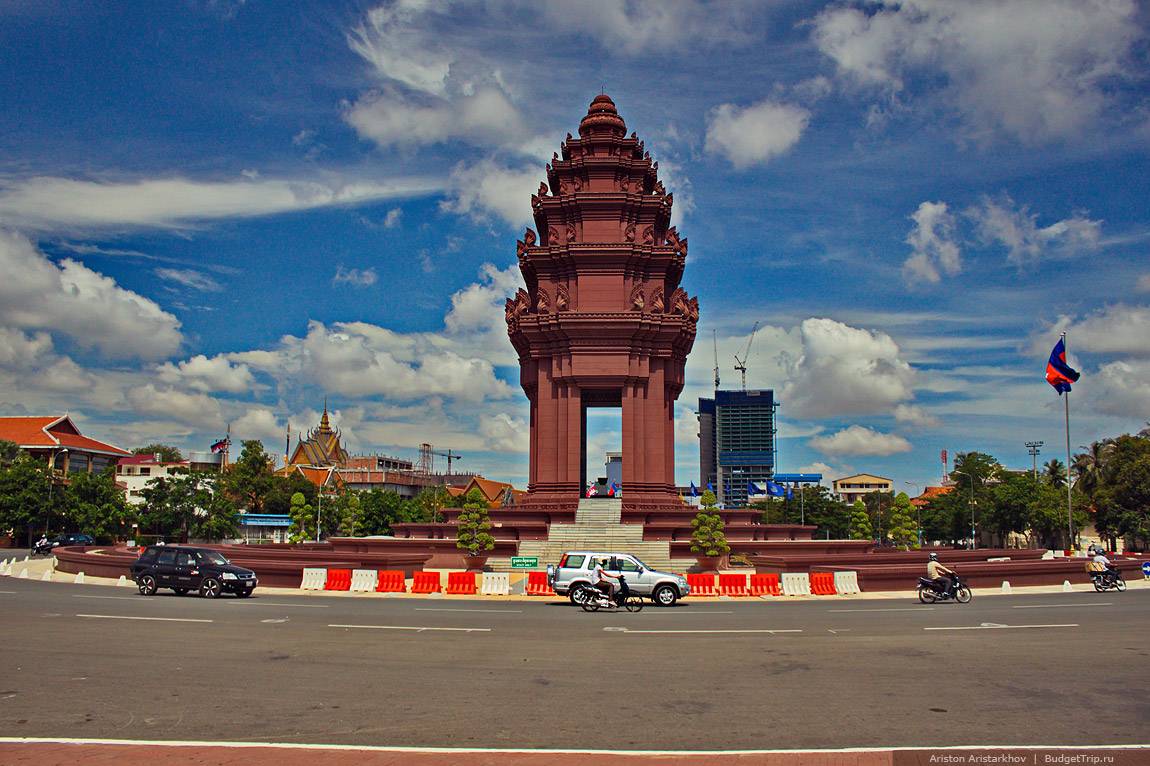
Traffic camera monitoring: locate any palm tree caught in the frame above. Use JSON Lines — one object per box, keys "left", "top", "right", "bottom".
{"left": 1072, "top": 438, "right": 1115, "bottom": 500}
{"left": 1043, "top": 458, "right": 1066, "bottom": 488}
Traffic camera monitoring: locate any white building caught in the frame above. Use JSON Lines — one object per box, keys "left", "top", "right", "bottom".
{"left": 116, "top": 452, "right": 223, "bottom": 504}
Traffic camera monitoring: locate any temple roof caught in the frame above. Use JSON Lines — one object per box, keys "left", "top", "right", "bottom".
{"left": 579, "top": 93, "right": 626, "bottom": 136}
{"left": 288, "top": 403, "right": 349, "bottom": 468}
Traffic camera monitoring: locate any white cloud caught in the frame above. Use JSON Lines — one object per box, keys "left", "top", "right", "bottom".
{"left": 231, "top": 407, "right": 285, "bottom": 446}
{"left": 125, "top": 384, "right": 224, "bottom": 427}
{"left": 704, "top": 100, "right": 810, "bottom": 169}
{"left": 968, "top": 195, "right": 1101, "bottom": 267}
{"left": 809, "top": 425, "right": 912, "bottom": 457}
{"left": 155, "top": 268, "right": 224, "bottom": 292}
{"left": 345, "top": 87, "right": 527, "bottom": 151}
{"left": 332, "top": 266, "right": 379, "bottom": 288}
{"left": 782, "top": 318, "right": 916, "bottom": 418}
{"left": 535, "top": 1, "right": 754, "bottom": 54}
{"left": 0, "top": 176, "right": 442, "bottom": 232}
{"left": 347, "top": 2, "right": 453, "bottom": 96}
{"left": 1089, "top": 359, "right": 1150, "bottom": 416}
{"left": 383, "top": 208, "right": 403, "bottom": 228}
{"left": 811, "top": 0, "right": 1144, "bottom": 144}
{"left": 479, "top": 412, "right": 528, "bottom": 452}
{"left": 1044, "top": 304, "right": 1150, "bottom": 358}
{"left": 0, "top": 230, "right": 183, "bottom": 360}
{"left": 440, "top": 159, "right": 539, "bottom": 227}
{"left": 0, "top": 328, "right": 53, "bottom": 368}
{"left": 799, "top": 462, "right": 838, "bottom": 485}
{"left": 893, "top": 403, "right": 940, "bottom": 428}
{"left": 157, "top": 354, "right": 255, "bottom": 394}
{"left": 903, "top": 201, "right": 960, "bottom": 284}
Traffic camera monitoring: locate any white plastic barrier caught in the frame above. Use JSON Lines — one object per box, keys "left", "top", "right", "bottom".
{"left": 1062, "top": 580, "right": 1073, "bottom": 592}
{"left": 350, "top": 569, "right": 378, "bottom": 592}
{"left": 987, "top": 557, "right": 1010, "bottom": 562}
{"left": 117, "top": 575, "right": 128, "bottom": 587}
{"left": 17, "top": 568, "right": 28, "bottom": 579}
{"left": 41, "top": 569, "right": 52, "bottom": 581}
{"left": 1051, "top": 550, "right": 1065, "bottom": 558}
{"left": 833, "top": 570, "right": 861, "bottom": 595}
{"left": 1041, "top": 550, "right": 1054, "bottom": 560}
{"left": 480, "top": 572, "right": 511, "bottom": 596}
{"left": 73, "top": 571, "right": 84, "bottom": 584}
{"left": 300, "top": 567, "right": 327, "bottom": 590}
{"left": 0, "top": 559, "right": 9, "bottom": 575}
{"left": 1000, "top": 580, "right": 1012, "bottom": 594}
{"left": 781, "top": 572, "right": 811, "bottom": 596}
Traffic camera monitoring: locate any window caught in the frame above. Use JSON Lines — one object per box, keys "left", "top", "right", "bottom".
{"left": 139, "top": 548, "right": 159, "bottom": 563}
{"left": 559, "top": 554, "right": 586, "bottom": 569}
{"left": 139, "top": 467, "right": 151, "bottom": 476}
{"left": 156, "top": 549, "right": 177, "bottom": 566}
{"left": 176, "top": 551, "right": 196, "bottom": 567}
{"left": 615, "top": 557, "right": 641, "bottom": 572}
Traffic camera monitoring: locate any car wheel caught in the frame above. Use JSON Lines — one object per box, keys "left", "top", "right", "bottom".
{"left": 200, "top": 577, "right": 222, "bottom": 599}
{"left": 138, "top": 575, "right": 157, "bottom": 596}
{"left": 173, "top": 588, "right": 189, "bottom": 596}
{"left": 652, "top": 584, "right": 678, "bottom": 607}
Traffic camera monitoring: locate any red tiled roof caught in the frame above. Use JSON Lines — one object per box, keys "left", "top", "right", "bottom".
{"left": 911, "top": 485, "right": 954, "bottom": 506}
{"left": 0, "top": 415, "right": 130, "bottom": 456}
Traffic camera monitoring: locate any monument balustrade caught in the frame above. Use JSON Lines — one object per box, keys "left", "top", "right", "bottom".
{"left": 750, "top": 547, "right": 1049, "bottom": 574}
{"left": 813, "top": 556, "right": 1145, "bottom": 591}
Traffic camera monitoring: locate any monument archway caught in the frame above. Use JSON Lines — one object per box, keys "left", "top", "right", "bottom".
{"left": 506, "top": 94, "right": 698, "bottom": 514}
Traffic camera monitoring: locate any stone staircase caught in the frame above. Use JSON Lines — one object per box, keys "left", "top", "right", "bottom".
{"left": 490, "top": 499, "right": 691, "bottom": 572}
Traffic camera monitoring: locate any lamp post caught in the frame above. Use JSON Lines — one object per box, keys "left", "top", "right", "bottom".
{"left": 1026, "top": 441, "right": 1043, "bottom": 481}
{"left": 953, "top": 470, "right": 976, "bottom": 550}
{"left": 905, "top": 481, "right": 921, "bottom": 548}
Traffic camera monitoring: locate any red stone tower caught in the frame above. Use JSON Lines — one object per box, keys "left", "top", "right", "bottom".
{"left": 506, "top": 94, "right": 698, "bottom": 515}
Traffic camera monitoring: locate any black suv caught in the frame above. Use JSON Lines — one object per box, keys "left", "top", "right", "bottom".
{"left": 49, "top": 533, "right": 95, "bottom": 548}
{"left": 131, "top": 545, "right": 257, "bottom": 598}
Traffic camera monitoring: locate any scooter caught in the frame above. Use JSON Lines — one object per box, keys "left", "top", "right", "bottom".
{"left": 32, "top": 537, "right": 53, "bottom": 556}
{"left": 577, "top": 575, "right": 644, "bottom": 613}
{"left": 917, "top": 572, "right": 973, "bottom": 604}
{"left": 1091, "top": 569, "right": 1126, "bottom": 592}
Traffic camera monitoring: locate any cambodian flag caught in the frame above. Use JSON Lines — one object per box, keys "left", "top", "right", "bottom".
{"left": 607, "top": 482, "right": 618, "bottom": 497}
{"left": 1045, "top": 338, "right": 1080, "bottom": 394}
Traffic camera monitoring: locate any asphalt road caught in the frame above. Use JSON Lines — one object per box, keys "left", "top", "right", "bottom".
{"left": 1, "top": 578, "right": 1148, "bottom": 750}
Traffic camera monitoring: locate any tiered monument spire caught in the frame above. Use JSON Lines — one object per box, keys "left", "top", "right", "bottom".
{"left": 506, "top": 94, "right": 698, "bottom": 514}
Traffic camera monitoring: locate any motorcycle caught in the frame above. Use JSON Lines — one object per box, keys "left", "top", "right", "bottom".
{"left": 917, "top": 572, "right": 973, "bottom": 604}
{"left": 1091, "top": 569, "right": 1126, "bottom": 592}
{"left": 32, "top": 538, "right": 53, "bottom": 556}
{"left": 576, "top": 575, "right": 645, "bottom": 613}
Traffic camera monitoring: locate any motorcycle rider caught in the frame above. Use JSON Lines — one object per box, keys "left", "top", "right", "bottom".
{"left": 1091, "top": 550, "right": 1120, "bottom": 585}
{"left": 592, "top": 557, "right": 622, "bottom": 602}
{"left": 926, "top": 552, "right": 957, "bottom": 598}
{"left": 33, "top": 534, "right": 50, "bottom": 555}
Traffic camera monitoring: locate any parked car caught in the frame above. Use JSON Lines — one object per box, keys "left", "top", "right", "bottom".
{"left": 43, "top": 533, "right": 95, "bottom": 549}
{"left": 131, "top": 545, "right": 257, "bottom": 598}
{"left": 549, "top": 551, "right": 689, "bottom": 607}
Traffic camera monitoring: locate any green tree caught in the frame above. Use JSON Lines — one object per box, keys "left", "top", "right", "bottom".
{"left": 360, "top": 488, "right": 412, "bottom": 535}
{"left": 987, "top": 473, "right": 1036, "bottom": 546}
{"left": 1028, "top": 481, "right": 1088, "bottom": 549}
{"left": 288, "top": 492, "right": 316, "bottom": 543}
{"left": 1094, "top": 434, "right": 1150, "bottom": 548}
{"left": 264, "top": 471, "right": 318, "bottom": 516}
{"left": 690, "top": 509, "right": 730, "bottom": 558}
{"left": 0, "top": 439, "right": 21, "bottom": 467}
{"left": 862, "top": 491, "right": 894, "bottom": 542}
{"left": 886, "top": 492, "right": 918, "bottom": 549}
{"left": 1044, "top": 458, "right": 1067, "bottom": 489}
{"left": 0, "top": 454, "right": 51, "bottom": 544}
{"left": 132, "top": 444, "right": 183, "bottom": 462}
{"left": 412, "top": 485, "right": 451, "bottom": 522}
{"left": 848, "top": 500, "right": 873, "bottom": 540}
{"left": 222, "top": 440, "right": 274, "bottom": 513}
{"left": 62, "top": 468, "right": 135, "bottom": 543}
{"left": 456, "top": 500, "right": 494, "bottom": 556}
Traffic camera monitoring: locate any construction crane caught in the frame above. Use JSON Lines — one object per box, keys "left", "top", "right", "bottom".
{"left": 418, "top": 443, "right": 464, "bottom": 476}
{"left": 733, "top": 320, "right": 760, "bottom": 391}
{"left": 712, "top": 329, "right": 720, "bottom": 391}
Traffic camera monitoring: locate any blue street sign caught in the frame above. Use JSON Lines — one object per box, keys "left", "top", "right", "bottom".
{"left": 1141, "top": 561, "right": 1150, "bottom": 578}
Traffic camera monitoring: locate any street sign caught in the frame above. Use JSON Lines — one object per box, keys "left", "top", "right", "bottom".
{"left": 511, "top": 556, "right": 539, "bottom": 568}
{"left": 1141, "top": 562, "right": 1150, "bottom": 579}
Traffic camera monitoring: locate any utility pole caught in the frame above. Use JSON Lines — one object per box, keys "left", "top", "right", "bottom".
{"left": 1026, "top": 441, "right": 1044, "bottom": 481}
{"left": 712, "top": 330, "right": 720, "bottom": 391}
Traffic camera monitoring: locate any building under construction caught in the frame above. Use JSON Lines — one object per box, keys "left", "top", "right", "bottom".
{"left": 698, "top": 389, "right": 778, "bottom": 508}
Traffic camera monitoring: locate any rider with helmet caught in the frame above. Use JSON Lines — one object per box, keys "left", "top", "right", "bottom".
{"left": 592, "top": 557, "right": 622, "bottom": 601}
{"left": 926, "top": 552, "right": 957, "bottom": 598}
{"left": 1091, "top": 549, "right": 1120, "bottom": 584}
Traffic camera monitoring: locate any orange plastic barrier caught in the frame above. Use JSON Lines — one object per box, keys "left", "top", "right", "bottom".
{"left": 687, "top": 573, "right": 717, "bottom": 596}
{"left": 719, "top": 573, "right": 750, "bottom": 597}
{"left": 411, "top": 571, "right": 442, "bottom": 594}
{"left": 524, "top": 571, "right": 554, "bottom": 596}
{"left": 375, "top": 570, "right": 406, "bottom": 593}
{"left": 749, "top": 573, "right": 781, "bottom": 597}
{"left": 324, "top": 568, "right": 352, "bottom": 591}
{"left": 446, "top": 571, "right": 477, "bottom": 595}
{"left": 811, "top": 572, "right": 838, "bottom": 596}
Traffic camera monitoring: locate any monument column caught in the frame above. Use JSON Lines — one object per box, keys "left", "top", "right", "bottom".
{"left": 506, "top": 94, "right": 699, "bottom": 516}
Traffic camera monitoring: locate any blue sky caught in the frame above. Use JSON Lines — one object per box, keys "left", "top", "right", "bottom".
{"left": 1, "top": 0, "right": 1148, "bottom": 491}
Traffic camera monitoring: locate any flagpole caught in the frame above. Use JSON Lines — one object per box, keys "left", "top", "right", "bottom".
{"left": 1061, "top": 332, "right": 1074, "bottom": 550}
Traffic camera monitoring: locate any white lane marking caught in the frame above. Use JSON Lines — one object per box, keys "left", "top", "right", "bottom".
{"left": 225, "top": 601, "right": 329, "bottom": 608}
{"left": 656, "top": 610, "right": 735, "bottom": 615}
{"left": 329, "top": 624, "right": 491, "bottom": 633}
{"left": 76, "top": 614, "right": 213, "bottom": 623}
{"left": 604, "top": 627, "right": 801, "bottom": 635}
{"left": 827, "top": 629, "right": 852, "bottom": 634}
{"left": 414, "top": 608, "right": 522, "bottom": 613}
{"left": 924, "top": 623, "right": 1078, "bottom": 631}
{"left": 1, "top": 736, "right": 1148, "bottom": 756}
{"left": 0, "top": 590, "right": 17, "bottom": 594}
{"left": 74, "top": 595, "right": 146, "bottom": 601}
{"left": 261, "top": 618, "right": 288, "bottom": 624}
{"left": 1012, "top": 603, "right": 1112, "bottom": 609}
{"left": 829, "top": 607, "right": 933, "bottom": 613}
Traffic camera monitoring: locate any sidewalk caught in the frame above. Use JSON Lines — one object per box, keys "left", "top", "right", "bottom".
{"left": 3, "top": 552, "right": 1145, "bottom": 602}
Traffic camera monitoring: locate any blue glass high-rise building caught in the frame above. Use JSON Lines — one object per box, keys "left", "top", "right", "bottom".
{"left": 698, "top": 389, "right": 778, "bottom": 508}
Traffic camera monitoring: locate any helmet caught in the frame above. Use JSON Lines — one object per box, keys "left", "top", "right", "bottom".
{"left": 928, "top": 552, "right": 939, "bottom": 561}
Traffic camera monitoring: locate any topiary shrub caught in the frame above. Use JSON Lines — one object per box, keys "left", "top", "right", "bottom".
{"left": 690, "top": 510, "right": 731, "bottom": 558}
{"left": 456, "top": 501, "right": 495, "bottom": 556}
